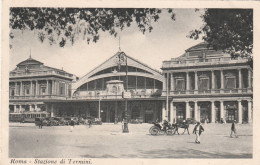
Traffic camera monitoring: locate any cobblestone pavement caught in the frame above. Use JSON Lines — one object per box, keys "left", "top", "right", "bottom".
{"left": 9, "top": 122, "right": 252, "bottom": 158}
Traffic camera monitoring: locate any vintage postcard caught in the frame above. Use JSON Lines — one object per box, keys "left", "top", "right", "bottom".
{"left": 1, "top": 0, "right": 260, "bottom": 165}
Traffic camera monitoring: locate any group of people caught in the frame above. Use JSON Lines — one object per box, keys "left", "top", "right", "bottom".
{"left": 158, "top": 119, "right": 238, "bottom": 144}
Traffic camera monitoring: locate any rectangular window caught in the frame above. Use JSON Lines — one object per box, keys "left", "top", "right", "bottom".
{"left": 225, "top": 77, "right": 236, "bottom": 89}
{"left": 60, "top": 87, "right": 63, "bottom": 95}
{"left": 26, "top": 89, "right": 30, "bottom": 95}
{"left": 175, "top": 79, "right": 185, "bottom": 91}
{"left": 42, "top": 88, "right": 46, "bottom": 94}
{"left": 199, "top": 78, "right": 209, "bottom": 90}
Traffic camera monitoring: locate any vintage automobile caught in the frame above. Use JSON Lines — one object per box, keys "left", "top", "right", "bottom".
{"left": 45, "top": 117, "right": 59, "bottom": 126}
{"left": 53, "top": 117, "right": 67, "bottom": 126}
{"left": 93, "top": 118, "right": 102, "bottom": 125}
{"left": 85, "top": 117, "right": 102, "bottom": 125}
{"left": 78, "top": 117, "right": 87, "bottom": 125}
{"left": 64, "top": 117, "right": 80, "bottom": 125}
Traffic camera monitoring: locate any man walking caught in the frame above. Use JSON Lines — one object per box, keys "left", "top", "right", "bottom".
{"left": 230, "top": 120, "right": 238, "bottom": 138}
{"left": 193, "top": 122, "right": 204, "bottom": 144}
{"left": 39, "top": 118, "right": 43, "bottom": 129}
{"left": 69, "top": 119, "right": 75, "bottom": 132}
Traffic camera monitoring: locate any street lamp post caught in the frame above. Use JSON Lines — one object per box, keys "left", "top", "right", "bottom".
{"left": 97, "top": 92, "right": 101, "bottom": 119}
{"left": 98, "top": 97, "right": 101, "bottom": 119}
{"left": 118, "top": 52, "right": 129, "bottom": 133}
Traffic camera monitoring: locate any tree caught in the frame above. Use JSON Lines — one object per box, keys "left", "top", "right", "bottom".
{"left": 10, "top": 8, "right": 175, "bottom": 47}
{"left": 189, "top": 9, "right": 253, "bottom": 59}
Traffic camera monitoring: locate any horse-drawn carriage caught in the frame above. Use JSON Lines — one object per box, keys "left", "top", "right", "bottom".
{"left": 149, "top": 120, "right": 193, "bottom": 136}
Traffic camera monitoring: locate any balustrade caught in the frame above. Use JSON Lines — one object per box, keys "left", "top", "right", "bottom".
{"left": 162, "top": 56, "right": 248, "bottom": 68}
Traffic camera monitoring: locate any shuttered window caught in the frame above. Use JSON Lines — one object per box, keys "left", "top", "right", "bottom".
{"left": 175, "top": 79, "right": 185, "bottom": 91}
{"left": 199, "top": 78, "right": 209, "bottom": 90}
{"left": 225, "top": 77, "right": 236, "bottom": 89}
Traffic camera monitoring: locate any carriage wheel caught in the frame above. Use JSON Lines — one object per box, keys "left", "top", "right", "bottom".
{"left": 149, "top": 126, "right": 159, "bottom": 136}
{"left": 166, "top": 129, "right": 173, "bottom": 135}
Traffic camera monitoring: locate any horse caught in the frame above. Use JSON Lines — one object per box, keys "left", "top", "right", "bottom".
{"left": 172, "top": 122, "right": 190, "bottom": 135}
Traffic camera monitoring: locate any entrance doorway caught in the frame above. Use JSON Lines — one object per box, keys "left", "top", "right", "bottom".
{"left": 176, "top": 103, "right": 185, "bottom": 122}
{"left": 200, "top": 103, "right": 211, "bottom": 123}
{"left": 225, "top": 102, "right": 238, "bottom": 123}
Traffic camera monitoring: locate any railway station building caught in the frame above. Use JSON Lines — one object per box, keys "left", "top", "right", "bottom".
{"left": 9, "top": 42, "right": 253, "bottom": 124}
{"left": 9, "top": 56, "right": 77, "bottom": 114}
{"left": 161, "top": 42, "right": 253, "bottom": 124}
{"left": 44, "top": 51, "right": 164, "bottom": 123}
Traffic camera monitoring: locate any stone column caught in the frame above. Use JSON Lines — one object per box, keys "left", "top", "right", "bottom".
{"left": 56, "top": 81, "right": 59, "bottom": 95}
{"left": 185, "top": 101, "right": 190, "bottom": 119}
{"left": 20, "top": 81, "right": 23, "bottom": 96}
{"left": 46, "top": 80, "right": 49, "bottom": 95}
{"left": 29, "top": 104, "right": 32, "bottom": 111}
{"left": 35, "top": 104, "right": 38, "bottom": 111}
{"left": 15, "top": 82, "right": 17, "bottom": 96}
{"left": 238, "top": 100, "right": 242, "bottom": 124}
{"left": 248, "top": 100, "right": 252, "bottom": 123}
{"left": 220, "top": 70, "right": 224, "bottom": 89}
{"left": 170, "top": 73, "right": 174, "bottom": 91}
{"left": 194, "top": 101, "right": 198, "bottom": 121}
{"left": 65, "top": 83, "right": 68, "bottom": 97}
{"left": 220, "top": 70, "right": 224, "bottom": 93}
{"left": 186, "top": 72, "right": 190, "bottom": 91}
{"left": 248, "top": 68, "right": 252, "bottom": 88}
{"left": 211, "top": 70, "right": 215, "bottom": 90}
{"left": 194, "top": 71, "right": 198, "bottom": 93}
{"left": 211, "top": 101, "right": 215, "bottom": 123}
{"left": 52, "top": 80, "right": 55, "bottom": 95}
{"left": 19, "top": 104, "right": 22, "bottom": 113}
{"left": 238, "top": 69, "right": 242, "bottom": 89}
{"left": 30, "top": 81, "right": 33, "bottom": 95}
{"left": 35, "top": 80, "right": 38, "bottom": 96}
{"left": 163, "top": 74, "right": 167, "bottom": 91}
{"left": 162, "top": 101, "right": 166, "bottom": 121}
{"left": 220, "top": 101, "right": 224, "bottom": 120}
{"left": 170, "top": 101, "right": 174, "bottom": 123}
{"left": 14, "top": 105, "right": 17, "bottom": 113}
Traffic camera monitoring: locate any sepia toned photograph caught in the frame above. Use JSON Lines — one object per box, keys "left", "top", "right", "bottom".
{"left": 2, "top": 2, "right": 258, "bottom": 163}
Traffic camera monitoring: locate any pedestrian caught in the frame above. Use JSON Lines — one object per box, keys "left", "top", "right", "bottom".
{"left": 182, "top": 120, "right": 190, "bottom": 135}
{"left": 88, "top": 119, "right": 92, "bottom": 128}
{"left": 230, "top": 120, "right": 238, "bottom": 138}
{"left": 173, "top": 122, "right": 180, "bottom": 135}
{"left": 121, "top": 119, "right": 125, "bottom": 131}
{"left": 69, "top": 119, "right": 75, "bottom": 132}
{"left": 39, "top": 118, "right": 43, "bottom": 129}
{"left": 193, "top": 122, "right": 204, "bottom": 144}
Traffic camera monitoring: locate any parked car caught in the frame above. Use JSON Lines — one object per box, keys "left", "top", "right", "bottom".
{"left": 85, "top": 117, "right": 102, "bottom": 125}
{"left": 78, "top": 117, "right": 87, "bottom": 125}
{"left": 64, "top": 117, "right": 79, "bottom": 125}
{"left": 93, "top": 118, "right": 102, "bottom": 125}
{"left": 54, "top": 117, "right": 67, "bottom": 126}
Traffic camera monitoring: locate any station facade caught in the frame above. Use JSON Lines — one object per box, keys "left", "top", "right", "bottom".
{"left": 9, "top": 43, "right": 253, "bottom": 124}
{"left": 9, "top": 56, "right": 77, "bottom": 113}
{"left": 43, "top": 51, "right": 164, "bottom": 123}
{"left": 161, "top": 42, "right": 253, "bottom": 124}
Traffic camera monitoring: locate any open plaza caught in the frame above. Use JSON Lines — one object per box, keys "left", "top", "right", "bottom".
{"left": 9, "top": 122, "right": 252, "bottom": 158}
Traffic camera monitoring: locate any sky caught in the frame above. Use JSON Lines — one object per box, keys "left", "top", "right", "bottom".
{"left": 9, "top": 9, "right": 204, "bottom": 77}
